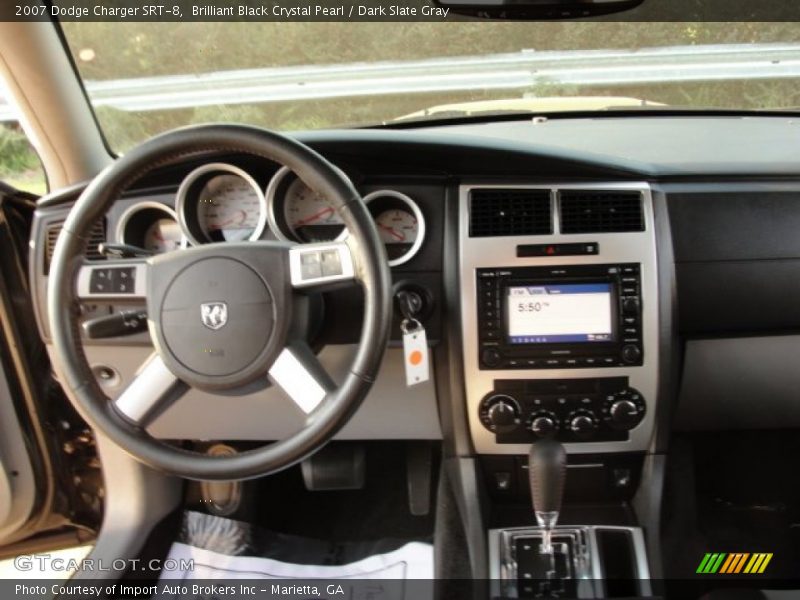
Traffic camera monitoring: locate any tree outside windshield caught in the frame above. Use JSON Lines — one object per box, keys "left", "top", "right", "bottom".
{"left": 48, "top": 22, "right": 800, "bottom": 151}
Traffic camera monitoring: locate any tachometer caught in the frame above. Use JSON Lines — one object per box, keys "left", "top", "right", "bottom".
{"left": 364, "top": 190, "right": 426, "bottom": 266}
{"left": 197, "top": 174, "right": 262, "bottom": 241}
{"left": 177, "top": 164, "right": 267, "bottom": 245}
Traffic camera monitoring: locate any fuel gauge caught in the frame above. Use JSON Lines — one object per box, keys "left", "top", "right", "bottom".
{"left": 364, "top": 190, "right": 426, "bottom": 266}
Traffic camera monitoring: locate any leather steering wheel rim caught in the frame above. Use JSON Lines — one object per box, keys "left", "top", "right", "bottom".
{"left": 47, "top": 124, "right": 392, "bottom": 481}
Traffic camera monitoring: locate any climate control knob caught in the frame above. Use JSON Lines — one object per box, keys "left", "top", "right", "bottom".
{"left": 568, "top": 411, "right": 597, "bottom": 439}
{"left": 528, "top": 411, "right": 559, "bottom": 438}
{"left": 602, "top": 387, "right": 646, "bottom": 431}
{"left": 479, "top": 394, "right": 521, "bottom": 433}
{"left": 609, "top": 400, "right": 639, "bottom": 428}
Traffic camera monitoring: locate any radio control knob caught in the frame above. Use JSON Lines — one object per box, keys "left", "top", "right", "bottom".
{"left": 481, "top": 395, "right": 520, "bottom": 433}
{"left": 622, "top": 297, "right": 640, "bottom": 314}
{"left": 609, "top": 399, "right": 641, "bottom": 430}
{"left": 621, "top": 344, "right": 642, "bottom": 364}
{"left": 481, "top": 347, "right": 501, "bottom": 368}
{"left": 529, "top": 412, "right": 558, "bottom": 438}
{"left": 569, "top": 413, "right": 596, "bottom": 439}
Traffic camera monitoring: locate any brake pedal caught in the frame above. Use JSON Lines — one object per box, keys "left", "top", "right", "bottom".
{"left": 301, "top": 443, "right": 365, "bottom": 491}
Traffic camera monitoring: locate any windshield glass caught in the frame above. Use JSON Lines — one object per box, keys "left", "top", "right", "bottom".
{"left": 61, "top": 22, "right": 800, "bottom": 151}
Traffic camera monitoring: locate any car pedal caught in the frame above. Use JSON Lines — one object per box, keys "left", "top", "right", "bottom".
{"left": 301, "top": 443, "right": 365, "bottom": 491}
{"left": 199, "top": 444, "right": 242, "bottom": 516}
{"left": 406, "top": 442, "right": 434, "bottom": 516}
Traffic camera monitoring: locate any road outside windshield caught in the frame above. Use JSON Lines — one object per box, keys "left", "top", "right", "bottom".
{"left": 55, "top": 22, "right": 800, "bottom": 151}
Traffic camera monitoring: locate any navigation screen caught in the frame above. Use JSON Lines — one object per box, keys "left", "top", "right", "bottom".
{"left": 506, "top": 283, "right": 614, "bottom": 344}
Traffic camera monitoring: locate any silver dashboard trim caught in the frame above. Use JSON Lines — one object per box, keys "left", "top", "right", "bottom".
{"left": 459, "top": 182, "right": 659, "bottom": 455}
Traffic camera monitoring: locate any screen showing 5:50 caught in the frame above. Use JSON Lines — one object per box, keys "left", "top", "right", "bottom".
{"left": 506, "top": 283, "right": 615, "bottom": 344}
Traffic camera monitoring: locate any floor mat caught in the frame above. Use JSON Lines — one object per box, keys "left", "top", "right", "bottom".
{"left": 159, "top": 511, "right": 434, "bottom": 588}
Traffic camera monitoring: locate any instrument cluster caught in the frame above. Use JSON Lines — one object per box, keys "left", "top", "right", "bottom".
{"left": 117, "top": 162, "right": 426, "bottom": 266}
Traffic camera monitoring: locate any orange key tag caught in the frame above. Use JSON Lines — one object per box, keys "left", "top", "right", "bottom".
{"left": 402, "top": 318, "right": 429, "bottom": 386}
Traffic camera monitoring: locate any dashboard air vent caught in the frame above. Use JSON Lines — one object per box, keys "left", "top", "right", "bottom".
{"left": 559, "top": 190, "right": 644, "bottom": 233}
{"left": 44, "top": 219, "right": 106, "bottom": 273}
{"left": 469, "top": 189, "right": 552, "bottom": 237}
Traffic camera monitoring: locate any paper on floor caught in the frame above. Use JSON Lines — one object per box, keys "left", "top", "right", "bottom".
{"left": 160, "top": 540, "right": 434, "bottom": 580}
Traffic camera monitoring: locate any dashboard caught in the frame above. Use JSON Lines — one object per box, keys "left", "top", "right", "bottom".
{"left": 111, "top": 161, "right": 428, "bottom": 268}
{"left": 28, "top": 115, "right": 800, "bottom": 452}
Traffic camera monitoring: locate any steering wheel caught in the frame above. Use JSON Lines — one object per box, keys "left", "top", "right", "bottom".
{"left": 47, "top": 125, "right": 392, "bottom": 481}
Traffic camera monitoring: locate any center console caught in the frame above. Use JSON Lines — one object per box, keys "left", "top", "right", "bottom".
{"left": 459, "top": 182, "right": 658, "bottom": 455}
{"left": 459, "top": 183, "right": 660, "bottom": 597}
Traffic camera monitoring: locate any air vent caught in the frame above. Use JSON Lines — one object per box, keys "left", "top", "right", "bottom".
{"left": 559, "top": 190, "right": 644, "bottom": 233}
{"left": 469, "top": 189, "right": 552, "bottom": 237}
{"left": 44, "top": 219, "right": 106, "bottom": 273}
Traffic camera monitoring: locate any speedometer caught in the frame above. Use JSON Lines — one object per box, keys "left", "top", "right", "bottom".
{"left": 177, "top": 163, "right": 267, "bottom": 245}
{"left": 283, "top": 177, "right": 345, "bottom": 242}
{"left": 266, "top": 167, "right": 346, "bottom": 243}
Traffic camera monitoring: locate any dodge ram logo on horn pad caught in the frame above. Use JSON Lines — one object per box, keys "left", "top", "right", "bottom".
{"left": 200, "top": 302, "right": 228, "bottom": 330}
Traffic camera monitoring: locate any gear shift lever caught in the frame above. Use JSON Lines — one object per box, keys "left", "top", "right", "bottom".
{"left": 528, "top": 439, "right": 567, "bottom": 555}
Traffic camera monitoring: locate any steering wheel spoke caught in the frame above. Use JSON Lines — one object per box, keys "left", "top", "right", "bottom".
{"left": 113, "top": 354, "right": 187, "bottom": 428}
{"left": 76, "top": 259, "right": 149, "bottom": 301}
{"left": 288, "top": 240, "right": 358, "bottom": 292}
{"left": 268, "top": 342, "right": 336, "bottom": 415}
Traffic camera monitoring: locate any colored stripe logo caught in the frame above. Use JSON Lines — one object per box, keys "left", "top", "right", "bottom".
{"left": 696, "top": 553, "right": 773, "bottom": 574}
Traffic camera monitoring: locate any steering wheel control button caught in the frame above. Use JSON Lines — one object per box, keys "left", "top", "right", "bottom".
{"left": 321, "top": 249, "right": 343, "bottom": 276}
{"left": 300, "top": 248, "right": 344, "bottom": 279}
{"left": 89, "top": 266, "right": 135, "bottom": 294}
{"left": 300, "top": 251, "right": 322, "bottom": 279}
{"left": 159, "top": 257, "right": 273, "bottom": 378}
{"left": 289, "top": 242, "right": 355, "bottom": 288}
{"left": 78, "top": 262, "right": 148, "bottom": 300}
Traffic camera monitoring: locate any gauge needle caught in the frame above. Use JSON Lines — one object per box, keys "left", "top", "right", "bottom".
{"left": 295, "top": 206, "right": 334, "bottom": 227}
{"left": 379, "top": 223, "right": 406, "bottom": 242}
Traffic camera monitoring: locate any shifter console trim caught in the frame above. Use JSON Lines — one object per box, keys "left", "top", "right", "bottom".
{"left": 488, "top": 526, "right": 652, "bottom": 599}
{"left": 459, "top": 183, "right": 659, "bottom": 455}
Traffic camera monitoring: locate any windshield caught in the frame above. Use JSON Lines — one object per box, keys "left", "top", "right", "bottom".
{"left": 60, "top": 22, "right": 800, "bottom": 152}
